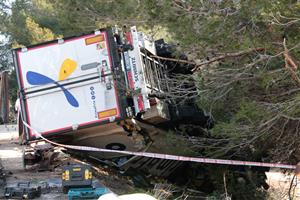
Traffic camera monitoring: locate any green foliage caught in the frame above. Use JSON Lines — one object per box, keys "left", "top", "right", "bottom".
{"left": 7, "top": 0, "right": 32, "bottom": 46}
{"left": 8, "top": 70, "right": 18, "bottom": 104}
{"left": 205, "top": 167, "right": 268, "bottom": 200}
{"left": 156, "top": 130, "right": 197, "bottom": 156}
{"left": 235, "top": 101, "right": 265, "bottom": 125}
{"left": 206, "top": 100, "right": 268, "bottom": 160}
{"left": 0, "top": 43, "right": 12, "bottom": 71}
{"left": 25, "top": 16, "right": 56, "bottom": 44}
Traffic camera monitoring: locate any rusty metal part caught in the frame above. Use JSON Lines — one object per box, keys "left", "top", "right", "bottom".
{"left": 24, "top": 143, "right": 59, "bottom": 171}
{"left": 120, "top": 119, "right": 142, "bottom": 133}
{"left": 0, "top": 71, "right": 9, "bottom": 124}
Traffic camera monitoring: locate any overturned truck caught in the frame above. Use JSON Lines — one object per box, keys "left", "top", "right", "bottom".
{"left": 13, "top": 26, "right": 213, "bottom": 177}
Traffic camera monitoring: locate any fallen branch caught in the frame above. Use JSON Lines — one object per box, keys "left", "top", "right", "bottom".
{"left": 283, "top": 39, "right": 298, "bottom": 70}
{"left": 192, "top": 47, "right": 265, "bottom": 71}
{"left": 283, "top": 38, "right": 300, "bottom": 85}
{"left": 151, "top": 47, "right": 265, "bottom": 72}
{"left": 150, "top": 55, "right": 196, "bottom": 65}
{"left": 266, "top": 87, "right": 300, "bottom": 98}
{"left": 288, "top": 174, "right": 296, "bottom": 200}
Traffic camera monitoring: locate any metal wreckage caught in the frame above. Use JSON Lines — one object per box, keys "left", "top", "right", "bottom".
{"left": 0, "top": 71, "right": 9, "bottom": 124}
{"left": 14, "top": 26, "right": 213, "bottom": 178}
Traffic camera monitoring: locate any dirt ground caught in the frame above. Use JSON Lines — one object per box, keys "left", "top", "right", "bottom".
{"left": 0, "top": 138, "right": 68, "bottom": 199}
{"left": 0, "top": 128, "right": 138, "bottom": 199}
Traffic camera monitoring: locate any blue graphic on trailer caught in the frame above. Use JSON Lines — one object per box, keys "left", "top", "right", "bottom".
{"left": 26, "top": 59, "right": 79, "bottom": 107}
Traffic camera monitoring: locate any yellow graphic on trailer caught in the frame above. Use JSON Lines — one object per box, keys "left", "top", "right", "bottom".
{"left": 26, "top": 58, "right": 79, "bottom": 107}
{"left": 59, "top": 58, "right": 77, "bottom": 81}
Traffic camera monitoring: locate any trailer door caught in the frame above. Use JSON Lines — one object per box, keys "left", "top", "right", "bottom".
{"left": 14, "top": 30, "right": 125, "bottom": 139}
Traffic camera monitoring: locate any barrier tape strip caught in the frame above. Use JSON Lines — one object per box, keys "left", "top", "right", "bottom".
{"left": 22, "top": 120, "right": 296, "bottom": 170}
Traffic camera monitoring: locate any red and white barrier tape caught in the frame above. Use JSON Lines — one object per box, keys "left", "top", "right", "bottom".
{"left": 22, "top": 121, "right": 296, "bottom": 170}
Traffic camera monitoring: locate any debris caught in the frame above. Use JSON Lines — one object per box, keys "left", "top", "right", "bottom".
{"left": 24, "top": 143, "right": 59, "bottom": 171}
{"left": 0, "top": 161, "right": 5, "bottom": 186}
{"left": 4, "top": 181, "right": 42, "bottom": 199}
{"left": 38, "top": 181, "right": 50, "bottom": 194}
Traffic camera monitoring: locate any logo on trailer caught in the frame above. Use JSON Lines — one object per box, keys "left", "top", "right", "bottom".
{"left": 26, "top": 58, "right": 79, "bottom": 107}
{"left": 90, "top": 86, "right": 98, "bottom": 118}
{"left": 131, "top": 57, "right": 139, "bottom": 82}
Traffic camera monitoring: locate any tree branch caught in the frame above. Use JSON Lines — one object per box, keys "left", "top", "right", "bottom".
{"left": 283, "top": 38, "right": 300, "bottom": 85}
{"left": 192, "top": 47, "right": 265, "bottom": 71}
{"left": 151, "top": 47, "right": 265, "bottom": 73}
{"left": 150, "top": 55, "right": 196, "bottom": 65}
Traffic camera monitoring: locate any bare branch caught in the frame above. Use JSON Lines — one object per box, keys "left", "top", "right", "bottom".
{"left": 150, "top": 55, "right": 196, "bottom": 65}
{"left": 192, "top": 47, "right": 265, "bottom": 71}
{"left": 283, "top": 38, "right": 300, "bottom": 85}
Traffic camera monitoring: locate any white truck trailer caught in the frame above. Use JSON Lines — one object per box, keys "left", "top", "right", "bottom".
{"left": 13, "top": 26, "right": 212, "bottom": 177}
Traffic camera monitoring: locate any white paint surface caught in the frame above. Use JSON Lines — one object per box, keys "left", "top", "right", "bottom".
{"left": 16, "top": 32, "right": 120, "bottom": 135}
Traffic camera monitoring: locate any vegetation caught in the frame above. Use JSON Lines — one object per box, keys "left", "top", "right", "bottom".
{"left": 0, "top": 0, "right": 300, "bottom": 199}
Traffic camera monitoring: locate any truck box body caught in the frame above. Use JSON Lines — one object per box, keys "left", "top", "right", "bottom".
{"left": 14, "top": 26, "right": 172, "bottom": 142}
{"left": 14, "top": 29, "right": 127, "bottom": 140}
{"left": 12, "top": 26, "right": 209, "bottom": 177}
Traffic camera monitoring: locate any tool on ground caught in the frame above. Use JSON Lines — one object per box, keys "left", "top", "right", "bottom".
{"left": 62, "top": 164, "right": 93, "bottom": 193}
{"left": 68, "top": 187, "right": 109, "bottom": 200}
{"left": 4, "top": 181, "right": 41, "bottom": 199}
{"left": 62, "top": 164, "right": 108, "bottom": 199}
